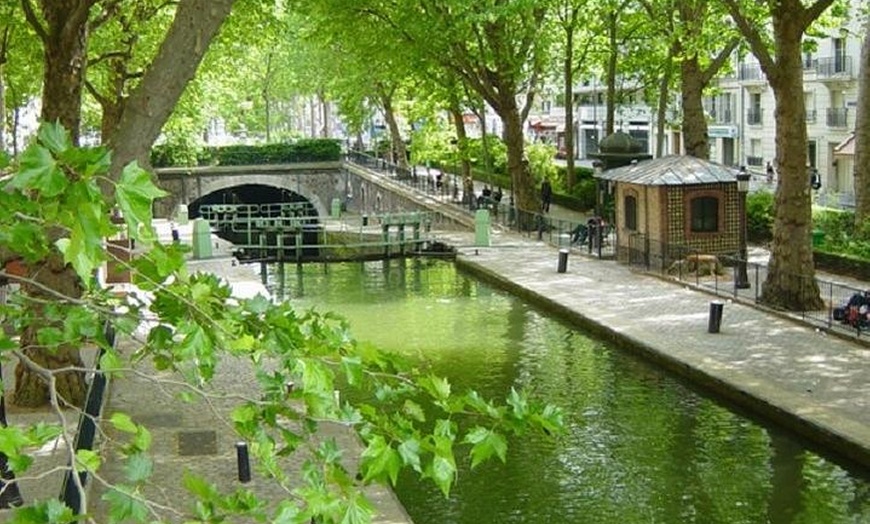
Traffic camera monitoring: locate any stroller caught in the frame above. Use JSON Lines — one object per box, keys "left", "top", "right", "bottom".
{"left": 833, "top": 291, "right": 870, "bottom": 329}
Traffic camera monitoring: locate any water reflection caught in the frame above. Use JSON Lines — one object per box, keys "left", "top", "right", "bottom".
{"left": 265, "top": 259, "right": 870, "bottom": 523}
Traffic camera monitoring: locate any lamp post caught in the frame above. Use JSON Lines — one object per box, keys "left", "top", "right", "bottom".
{"left": 735, "top": 166, "right": 751, "bottom": 289}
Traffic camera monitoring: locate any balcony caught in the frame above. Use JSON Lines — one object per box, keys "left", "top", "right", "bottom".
{"left": 826, "top": 107, "right": 848, "bottom": 128}
{"left": 816, "top": 56, "right": 853, "bottom": 79}
{"left": 714, "top": 109, "right": 733, "bottom": 124}
{"left": 746, "top": 156, "right": 764, "bottom": 167}
{"left": 806, "top": 109, "right": 817, "bottom": 123}
{"left": 738, "top": 64, "right": 764, "bottom": 82}
{"left": 747, "top": 108, "right": 763, "bottom": 125}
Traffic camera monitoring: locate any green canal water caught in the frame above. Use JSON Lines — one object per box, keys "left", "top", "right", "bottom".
{"left": 266, "top": 259, "right": 870, "bottom": 524}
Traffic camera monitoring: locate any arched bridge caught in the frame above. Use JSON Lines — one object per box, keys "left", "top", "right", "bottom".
{"left": 153, "top": 160, "right": 473, "bottom": 230}
{"left": 154, "top": 162, "right": 347, "bottom": 219}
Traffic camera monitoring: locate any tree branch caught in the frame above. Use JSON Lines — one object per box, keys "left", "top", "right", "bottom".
{"left": 20, "top": 0, "right": 47, "bottom": 43}
{"left": 701, "top": 37, "right": 741, "bottom": 85}
{"left": 721, "top": 0, "right": 775, "bottom": 72}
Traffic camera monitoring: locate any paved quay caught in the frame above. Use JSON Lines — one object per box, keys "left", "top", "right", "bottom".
{"left": 434, "top": 228, "right": 870, "bottom": 471}
{"left": 86, "top": 223, "right": 413, "bottom": 523}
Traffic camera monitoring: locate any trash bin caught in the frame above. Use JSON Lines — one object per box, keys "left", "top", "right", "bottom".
{"left": 708, "top": 301, "right": 724, "bottom": 333}
{"left": 557, "top": 249, "right": 569, "bottom": 273}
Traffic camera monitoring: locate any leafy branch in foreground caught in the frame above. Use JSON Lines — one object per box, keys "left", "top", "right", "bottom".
{"left": 0, "top": 122, "right": 563, "bottom": 523}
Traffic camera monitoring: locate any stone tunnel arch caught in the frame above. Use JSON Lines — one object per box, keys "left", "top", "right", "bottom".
{"left": 186, "top": 173, "right": 331, "bottom": 218}
{"left": 188, "top": 184, "right": 319, "bottom": 221}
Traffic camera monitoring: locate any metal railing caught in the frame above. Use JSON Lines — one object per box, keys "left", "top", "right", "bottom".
{"left": 817, "top": 56, "right": 853, "bottom": 77}
{"left": 344, "top": 152, "right": 870, "bottom": 340}
{"left": 621, "top": 234, "right": 870, "bottom": 339}
{"left": 826, "top": 107, "right": 848, "bottom": 128}
{"left": 747, "top": 108, "right": 763, "bottom": 125}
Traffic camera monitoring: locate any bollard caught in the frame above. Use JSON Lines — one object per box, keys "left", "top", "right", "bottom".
{"left": 708, "top": 301, "right": 724, "bottom": 333}
{"left": 236, "top": 442, "right": 251, "bottom": 483}
{"left": 171, "top": 227, "right": 180, "bottom": 243}
{"left": 557, "top": 249, "right": 569, "bottom": 273}
{"left": 362, "top": 215, "right": 369, "bottom": 227}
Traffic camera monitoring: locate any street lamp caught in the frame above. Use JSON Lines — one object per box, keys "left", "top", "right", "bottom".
{"left": 735, "top": 166, "right": 751, "bottom": 289}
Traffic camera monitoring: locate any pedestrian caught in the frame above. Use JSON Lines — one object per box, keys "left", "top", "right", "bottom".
{"left": 540, "top": 178, "right": 553, "bottom": 213}
{"left": 766, "top": 162, "right": 774, "bottom": 184}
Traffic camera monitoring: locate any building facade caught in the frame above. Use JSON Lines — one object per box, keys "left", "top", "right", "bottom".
{"left": 526, "top": 0, "right": 863, "bottom": 207}
{"left": 706, "top": 4, "right": 863, "bottom": 207}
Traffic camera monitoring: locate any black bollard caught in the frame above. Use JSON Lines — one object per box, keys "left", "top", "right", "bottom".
{"left": 171, "top": 228, "right": 180, "bottom": 243}
{"left": 362, "top": 215, "right": 369, "bottom": 227}
{"left": 557, "top": 249, "right": 569, "bottom": 273}
{"left": 236, "top": 442, "right": 251, "bottom": 483}
{"left": 708, "top": 301, "right": 724, "bottom": 333}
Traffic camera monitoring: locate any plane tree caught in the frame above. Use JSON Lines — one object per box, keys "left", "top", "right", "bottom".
{"left": 721, "top": 0, "right": 837, "bottom": 310}
{"left": 854, "top": 16, "right": 870, "bottom": 223}
{"left": 304, "top": 0, "right": 551, "bottom": 214}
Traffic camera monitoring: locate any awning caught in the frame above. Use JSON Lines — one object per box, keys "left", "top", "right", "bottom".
{"left": 834, "top": 133, "right": 855, "bottom": 157}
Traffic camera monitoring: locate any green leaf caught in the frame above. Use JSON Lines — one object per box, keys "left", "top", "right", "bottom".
{"left": 359, "top": 435, "right": 402, "bottom": 485}
{"left": 429, "top": 449, "right": 456, "bottom": 497}
{"left": 463, "top": 426, "right": 508, "bottom": 468}
{"left": 422, "top": 374, "right": 451, "bottom": 402}
{"left": 110, "top": 413, "right": 138, "bottom": 434}
{"left": 397, "top": 438, "right": 422, "bottom": 472}
{"left": 341, "top": 356, "right": 363, "bottom": 386}
{"left": 11, "top": 143, "right": 66, "bottom": 197}
{"left": 75, "top": 448, "right": 102, "bottom": 473}
{"left": 8, "top": 499, "right": 76, "bottom": 523}
{"left": 102, "top": 485, "right": 149, "bottom": 523}
{"left": 38, "top": 121, "right": 72, "bottom": 154}
{"left": 341, "top": 491, "right": 374, "bottom": 524}
{"left": 123, "top": 453, "right": 153, "bottom": 483}
{"left": 402, "top": 400, "right": 425, "bottom": 422}
{"left": 115, "top": 161, "right": 168, "bottom": 243}
{"left": 99, "top": 349, "right": 125, "bottom": 374}
{"left": 183, "top": 470, "right": 219, "bottom": 500}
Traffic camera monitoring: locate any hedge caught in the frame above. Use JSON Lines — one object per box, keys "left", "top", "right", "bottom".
{"left": 151, "top": 138, "right": 342, "bottom": 167}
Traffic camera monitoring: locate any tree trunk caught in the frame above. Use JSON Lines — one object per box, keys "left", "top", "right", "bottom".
{"left": 381, "top": 93, "right": 407, "bottom": 170}
{"left": 854, "top": 18, "right": 870, "bottom": 224}
{"left": 449, "top": 103, "right": 471, "bottom": 180}
{"left": 0, "top": 63, "right": 6, "bottom": 151}
{"left": 564, "top": 27, "right": 576, "bottom": 188}
{"left": 13, "top": 0, "right": 95, "bottom": 406}
{"left": 106, "top": 0, "right": 236, "bottom": 177}
{"left": 319, "top": 91, "right": 329, "bottom": 138}
{"left": 605, "top": 12, "right": 618, "bottom": 136}
{"left": 13, "top": 0, "right": 236, "bottom": 407}
{"left": 501, "top": 102, "right": 535, "bottom": 214}
{"left": 681, "top": 56, "right": 709, "bottom": 159}
{"left": 12, "top": 255, "right": 86, "bottom": 408}
{"left": 760, "top": 11, "right": 822, "bottom": 311}
{"left": 35, "top": 1, "right": 94, "bottom": 145}
{"left": 656, "top": 53, "right": 674, "bottom": 157}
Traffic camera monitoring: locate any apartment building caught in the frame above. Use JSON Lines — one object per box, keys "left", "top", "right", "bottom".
{"left": 707, "top": 6, "right": 864, "bottom": 205}
{"left": 527, "top": 2, "right": 863, "bottom": 208}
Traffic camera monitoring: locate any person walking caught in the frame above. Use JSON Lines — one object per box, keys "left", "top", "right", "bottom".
{"left": 540, "top": 178, "right": 553, "bottom": 213}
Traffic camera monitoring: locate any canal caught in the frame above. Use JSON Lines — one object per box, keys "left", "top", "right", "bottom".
{"left": 265, "top": 258, "right": 870, "bottom": 524}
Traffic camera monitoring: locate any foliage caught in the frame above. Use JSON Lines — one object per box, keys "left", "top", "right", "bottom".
{"left": 465, "top": 135, "right": 507, "bottom": 176}
{"left": 526, "top": 143, "right": 560, "bottom": 189}
{"left": 151, "top": 139, "right": 343, "bottom": 167}
{"left": 0, "top": 122, "right": 562, "bottom": 521}
{"left": 747, "top": 190, "right": 774, "bottom": 243}
{"left": 812, "top": 208, "right": 870, "bottom": 259}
